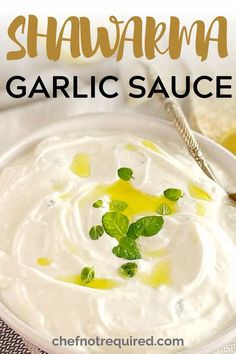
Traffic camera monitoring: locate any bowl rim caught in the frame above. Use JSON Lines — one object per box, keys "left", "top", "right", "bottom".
{"left": 0, "top": 111, "right": 236, "bottom": 354}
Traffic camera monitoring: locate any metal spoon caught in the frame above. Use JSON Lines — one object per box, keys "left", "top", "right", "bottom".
{"left": 159, "top": 93, "right": 236, "bottom": 202}
{"left": 144, "top": 65, "right": 236, "bottom": 202}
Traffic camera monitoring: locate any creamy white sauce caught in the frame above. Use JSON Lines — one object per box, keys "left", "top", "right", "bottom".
{"left": 0, "top": 133, "right": 236, "bottom": 353}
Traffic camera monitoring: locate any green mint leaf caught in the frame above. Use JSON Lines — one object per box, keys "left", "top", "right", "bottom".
{"left": 127, "top": 222, "right": 144, "bottom": 239}
{"left": 117, "top": 167, "right": 133, "bottom": 181}
{"left": 92, "top": 200, "right": 103, "bottom": 208}
{"left": 110, "top": 200, "right": 128, "bottom": 212}
{"left": 135, "top": 215, "right": 164, "bottom": 237}
{"left": 89, "top": 225, "right": 104, "bottom": 240}
{"left": 157, "top": 203, "right": 171, "bottom": 216}
{"left": 112, "top": 237, "right": 141, "bottom": 260}
{"left": 102, "top": 212, "right": 129, "bottom": 239}
{"left": 164, "top": 188, "right": 183, "bottom": 201}
{"left": 80, "top": 267, "right": 95, "bottom": 284}
{"left": 119, "top": 262, "right": 138, "bottom": 278}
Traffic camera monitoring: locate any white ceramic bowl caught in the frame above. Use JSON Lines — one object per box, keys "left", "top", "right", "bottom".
{"left": 0, "top": 112, "right": 236, "bottom": 354}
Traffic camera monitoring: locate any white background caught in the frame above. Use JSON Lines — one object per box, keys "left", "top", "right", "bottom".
{"left": 1, "top": 0, "right": 236, "bottom": 16}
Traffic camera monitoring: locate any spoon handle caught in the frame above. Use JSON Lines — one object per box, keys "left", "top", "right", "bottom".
{"left": 158, "top": 93, "right": 217, "bottom": 182}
